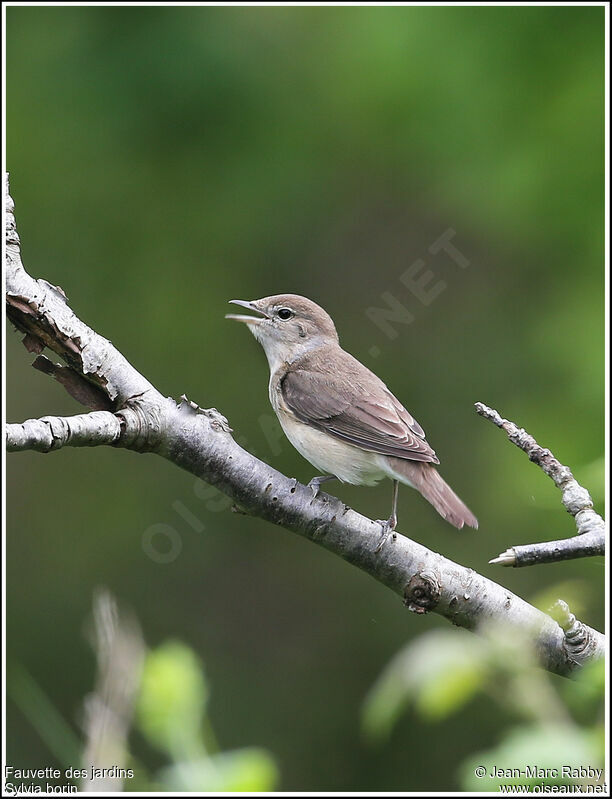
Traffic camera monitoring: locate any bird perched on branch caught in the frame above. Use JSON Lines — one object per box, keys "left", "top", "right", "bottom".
{"left": 226, "top": 294, "right": 477, "bottom": 547}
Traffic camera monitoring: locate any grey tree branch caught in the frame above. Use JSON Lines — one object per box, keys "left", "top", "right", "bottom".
{"left": 7, "top": 411, "right": 123, "bottom": 453}
{"left": 475, "top": 402, "right": 605, "bottom": 567}
{"left": 5, "top": 174, "right": 605, "bottom": 678}
{"left": 490, "top": 532, "right": 605, "bottom": 568}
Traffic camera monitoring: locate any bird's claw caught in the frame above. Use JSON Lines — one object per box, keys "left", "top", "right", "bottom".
{"left": 307, "top": 475, "right": 331, "bottom": 499}
{"left": 307, "top": 479, "right": 321, "bottom": 499}
{"left": 374, "top": 517, "right": 397, "bottom": 553}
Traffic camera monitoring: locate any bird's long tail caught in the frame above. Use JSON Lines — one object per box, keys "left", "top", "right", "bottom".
{"left": 385, "top": 458, "right": 478, "bottom": 529}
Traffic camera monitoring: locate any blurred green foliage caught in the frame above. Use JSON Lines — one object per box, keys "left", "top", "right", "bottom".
{"left": 460, "top": 723, "right": 603, "bottom": 792}
{"left": 157, "top": 749, "right": 278, "bottom": 793}
{"left": 6, "top": 5, "right": 604, "bottom": 791}
{"left": 10, "top": 627, "right": 278, "bottom": 793}
{"left": 362, "top": 629, "right": 488, "bottom": 736}
{"left": 136, "top": 641, "right": 278, "bottom": 792}
{"left": 137, "top": 641, "right": 210, "bottom": 761}
{"left": 8, "top": 667, "right": 83, "bottom": 769}
{"left": 364, "top": 617, "right": 605, "bottom": 792}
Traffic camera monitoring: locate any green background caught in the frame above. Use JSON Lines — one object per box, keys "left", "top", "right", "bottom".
{"left": 6, "top": 5, "right": 604, "bottom": 792}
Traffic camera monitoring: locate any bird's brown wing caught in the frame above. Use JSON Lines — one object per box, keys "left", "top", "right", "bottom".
{"left": 280, "top": 353, "right": 439, "bottom": 464}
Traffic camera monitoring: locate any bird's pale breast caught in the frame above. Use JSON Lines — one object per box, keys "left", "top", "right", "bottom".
{"left": 270, "top": 372, "right": 386, "bottom": 485}
{"left": 278, "top": 411, "right": 386, "bottom": 485}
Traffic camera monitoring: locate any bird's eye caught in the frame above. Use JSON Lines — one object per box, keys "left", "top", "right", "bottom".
{"left": 277, "top": 308, "right": 293, "bottom": 320}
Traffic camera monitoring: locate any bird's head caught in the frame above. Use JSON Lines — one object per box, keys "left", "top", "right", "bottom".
{"left": 226, "top": 294, "right": 338, "bottom": 369}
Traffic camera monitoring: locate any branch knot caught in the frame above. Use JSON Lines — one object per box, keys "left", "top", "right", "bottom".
{"left": 118, "top": 398, "right": 164, "bottom": 451}
{"left": 403, "top": 569, "right": 441, "bottom": 614}
{"left": 549, "top": 600, "right": 602, "bottom": 664}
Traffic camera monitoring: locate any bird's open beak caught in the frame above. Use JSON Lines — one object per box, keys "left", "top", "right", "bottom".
{"left": 225, "top": 299, "right": 269, "bottom": 324}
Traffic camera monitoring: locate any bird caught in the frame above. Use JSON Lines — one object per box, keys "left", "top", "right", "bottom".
{"left": 226, "top": 294, "right": 477, "bottom": 546}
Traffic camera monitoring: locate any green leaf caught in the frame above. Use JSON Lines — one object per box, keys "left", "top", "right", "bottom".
{"left": 416, "top": 662, "right": 484, "bottom": 720}
{"left": 159, "top": 748, "right": 278, "bottom": 792}
{"left": 363, "top": 630, "right": 487, "bottom": 741}
{"left": 460, "top": 724, "right": 602, "bottom": 791}
{"left": 136, "top": 640, "right": 208, "bottom": 759}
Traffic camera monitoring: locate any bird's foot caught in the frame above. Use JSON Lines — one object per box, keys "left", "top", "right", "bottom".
{"left": 374, "top": 516, "right": 397, "bottom": 553}
{"left": 307, "top": 475, "right": 335, "bottom": 499}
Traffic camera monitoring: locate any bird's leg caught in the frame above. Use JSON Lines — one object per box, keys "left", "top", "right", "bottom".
{"left": 307, "top": 474, "right": 337, "bottom": 498}
{"left": 375, "top": 480, "right": 399, "bottom": 552}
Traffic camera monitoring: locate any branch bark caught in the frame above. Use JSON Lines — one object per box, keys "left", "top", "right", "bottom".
{"left": 5, "top": 174, "right": 605, "bottom": 678}
{"left": 475, "top": 403, "right": 605, "bottom": 567}
{"left": 7, "top": 411, "right": 123, "bottom": 453}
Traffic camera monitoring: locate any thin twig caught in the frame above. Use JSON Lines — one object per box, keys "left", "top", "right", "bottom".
{"left": 475, "top": 402, "right": 605, "bottom": 567}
